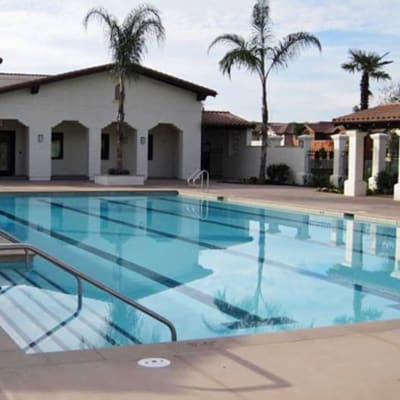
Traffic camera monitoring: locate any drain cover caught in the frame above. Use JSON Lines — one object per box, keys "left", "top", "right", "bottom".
{"left": 138, "top": 358, "right": 171, "bottom": 368}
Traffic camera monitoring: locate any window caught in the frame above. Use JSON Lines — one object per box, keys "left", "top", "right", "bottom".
{"left": 148, "top": 134, "right": 154, "bottom": 161}
{"left": 51, "top": 132, "right": 63, "bottom": 160}
{"left": 101, "top": 133, "right": 110, "bottom": 160}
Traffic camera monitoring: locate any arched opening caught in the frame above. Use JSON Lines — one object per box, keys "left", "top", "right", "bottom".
{"left": 148, "top": 123, "right": 182, "bottom": 178}
{"left": 101, "top": 122, "right": 137, "bottom": 175}
{"left": 50, "top": 121, "right": 89, "bottom": 179}
{"left": 0, "top": 119, "right": 28, "bottom": 178}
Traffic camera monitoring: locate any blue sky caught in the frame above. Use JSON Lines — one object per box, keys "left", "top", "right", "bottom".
{"left": 0, "top": 0, "right": 398, "bottom": 122}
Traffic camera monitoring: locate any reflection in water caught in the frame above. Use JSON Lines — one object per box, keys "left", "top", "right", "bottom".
{"left": 391, "top": 227, "right": 400, "bottom": 279}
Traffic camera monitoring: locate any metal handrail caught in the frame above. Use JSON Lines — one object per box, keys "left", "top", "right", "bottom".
{"left": 187, "top": 169, "right": 210, "bottom": 192}
{"left": 0, "top": 243, "right": 177, "bottom": 342}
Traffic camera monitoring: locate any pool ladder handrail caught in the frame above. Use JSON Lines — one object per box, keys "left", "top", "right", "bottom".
{"left": 187, "top": 169, "right": 210, "bottom": 192}
{"left": 0, "top": 241, "right": 177, "bottom": 342}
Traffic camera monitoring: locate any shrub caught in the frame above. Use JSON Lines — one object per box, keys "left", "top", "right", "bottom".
{"left": 267, "top": 164, "right": 291, "bottom": 184}
{"left": 375, "top": 171, "right": 398, "bottom": 194}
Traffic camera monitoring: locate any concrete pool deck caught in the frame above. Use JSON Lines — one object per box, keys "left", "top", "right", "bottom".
{"left": 0, "top": 180, "right": 399, "bottom": 399}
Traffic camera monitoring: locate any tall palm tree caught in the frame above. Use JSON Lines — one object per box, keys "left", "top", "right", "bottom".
{"left": 208, "top": 0, "right": 321, "bottom": 183}
{"left": 84, "top": 5, "right": 165, "bottom": 174}
{"left": 342, "top": 49, "right": 393, "bottom": 110}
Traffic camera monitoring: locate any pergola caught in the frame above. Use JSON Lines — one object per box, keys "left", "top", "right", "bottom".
{"left": 332, "top": 103, "right": 400, "bottom": 201}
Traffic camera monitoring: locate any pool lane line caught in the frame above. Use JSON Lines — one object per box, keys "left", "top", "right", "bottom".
{"left": 0, "top": 271, "right": 70, "bottom": 352}
{"left": 29, "top": 270, "right": 142, "bottom": 346}
{"left": 0, "top": 207, "right": 272, "bottom": 329}
{"left": 100, "top": 198, "right": 382, "bottom": 258}
{"left": 156, "top": 196, "right": 397, "bottom": 239}
{"left": 100, "top": 197, "right": 254, "bottom": 233}
{"left": 41, "top": 199, "right": 400, "bottom": 303}
{"left": 12, "top": 269, "right": 140, "bottom": 347}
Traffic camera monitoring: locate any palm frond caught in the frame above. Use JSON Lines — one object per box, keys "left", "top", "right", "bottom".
{"left": 218, "top": 47, "right": 260, "bottom": 77}
{"left": 267, "top": 32, "right": 321, "bottom": 75}
{"left": 208, "top": 34, "right": 247, "bottom": 53}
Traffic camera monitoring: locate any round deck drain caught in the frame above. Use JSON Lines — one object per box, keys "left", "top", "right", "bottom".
{"left": 138, "top": 358, "right": 171, "bottom": 368}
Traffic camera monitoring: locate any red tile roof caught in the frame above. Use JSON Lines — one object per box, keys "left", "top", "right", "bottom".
{"left": 0, "top": 73, "right": 48, "bottom": 88}
{"left": 333, "top": 103, "right": 400, "bottom": 124}
{"left": 202, "top": 111, "right": 255, "bottom": 128}
{"left": 0, "top": 64, "right": 217, "bottom": 100}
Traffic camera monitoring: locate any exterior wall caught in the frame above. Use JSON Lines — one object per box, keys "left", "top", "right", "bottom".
{"left": 148, "top": 124, "right": 180, "bottom": 178}
{"left": 0, "top": 71, "right": 203, "bottom": 180}
{"left": 203, "top": 128, "right": 307, "bottom": 183}
{"left": 0, "top": 120, "right": 28, "bottom": 176}
{"left": 101, "top": 124, "right": 136, "bottom": 175}
{"left": 51, "top": 121, "right": 88, "bottom": 176}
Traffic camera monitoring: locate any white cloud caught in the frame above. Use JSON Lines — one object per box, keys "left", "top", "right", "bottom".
{"left": 0, "top": 0, "right": 399, "bottom": 122}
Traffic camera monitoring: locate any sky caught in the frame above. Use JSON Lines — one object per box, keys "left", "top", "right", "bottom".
{"left": 0, "top": 0, "right": 399, "bottom": 122}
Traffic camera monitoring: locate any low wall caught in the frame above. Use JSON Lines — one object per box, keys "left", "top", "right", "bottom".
{"left": 221, "top": 144, "right": 307, "bottom": 184}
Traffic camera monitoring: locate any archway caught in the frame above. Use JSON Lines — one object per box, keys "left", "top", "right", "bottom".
{"left": 148, "top": 123, "right": 182, "bottom": 178}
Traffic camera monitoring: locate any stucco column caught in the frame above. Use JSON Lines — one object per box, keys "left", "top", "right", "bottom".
{"left": 136, "top": 130, "right": 148, "bottom": 178}
{"left": 330, "top": 134, "right": 347, "bottom": 187}
{"left": 394, "top": 129, "right": 400, "bottom": 201}
{"left": 27, "top": 123, "right": 51, "bottom": 181}
{"left": 368, "top": 133, "right": 388, "bottom": 191}
{"left": 87, "top": 123, "right": 103, "bottom": 180}
{"left": 344, "top": 130, "right": 368, "bottom": 196}
{"left": 391, "top": 227, "right": 400, "bottom": 279}
{"left": 296, "top": 135, "right": 313, "bottom": 185}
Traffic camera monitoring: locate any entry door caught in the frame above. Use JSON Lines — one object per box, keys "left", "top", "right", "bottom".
{"left": 0, "top": 132, "right": 15, "bottom": 176}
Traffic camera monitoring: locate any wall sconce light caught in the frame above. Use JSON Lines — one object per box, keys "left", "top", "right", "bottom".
{"left": 140, "top": 136, "right": 146, "bottom": 145}
{"left": 37, "top": 134, "right": 44, "bottom": 143}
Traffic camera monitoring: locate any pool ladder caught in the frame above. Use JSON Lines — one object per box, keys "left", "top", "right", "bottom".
{"left": 187, "top": 169, "right": 210, "bottom": 192}
{"left": 0, "top": 231, "right": 177, "bottom": 342}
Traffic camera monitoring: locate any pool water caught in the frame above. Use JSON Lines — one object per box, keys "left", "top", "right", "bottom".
{"left": 0, "top": 193, "right": 399, "bottom": 353}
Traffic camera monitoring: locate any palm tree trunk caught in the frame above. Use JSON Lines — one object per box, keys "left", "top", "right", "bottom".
{"left": 116, "top": 75, "right": 126, "bottom": 173}
{"left": 360, "top": 72, "right": 369, "bottom": 110}
{"left": 259, "top": 79, "right": 268, "bottom": 183}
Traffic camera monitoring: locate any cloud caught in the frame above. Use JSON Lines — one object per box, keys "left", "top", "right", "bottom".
{"left": 0, "top": 0, "right": 399, "bottom": 122}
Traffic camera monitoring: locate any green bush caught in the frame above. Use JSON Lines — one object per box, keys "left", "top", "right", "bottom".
{"left": 267, "top": 164, "right": 291, "bottom": 184}
{"left": 375, "top": 171, "right": 398, "bottom": 194}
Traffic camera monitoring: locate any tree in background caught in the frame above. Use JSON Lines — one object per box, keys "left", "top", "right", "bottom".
{"left": 84, "top": 5, "right": 165, "bottom": 174}
{"left": 208, "top": 0, "right": 321, "bottom": 183}
{"left": 342, "top": 49, "right": 393, "bottom": 111}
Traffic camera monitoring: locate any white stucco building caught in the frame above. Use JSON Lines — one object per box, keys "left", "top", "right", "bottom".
{"left": 0, "top": 64, "right": 216, "bottom": 182}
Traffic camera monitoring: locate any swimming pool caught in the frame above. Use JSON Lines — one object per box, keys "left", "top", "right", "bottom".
{"left": 0, "top": 192, "right": 399, "bottom": 353}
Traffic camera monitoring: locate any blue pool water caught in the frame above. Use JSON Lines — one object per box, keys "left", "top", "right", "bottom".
{"left": 0, "top": 193, "right": 399, "bottom": 353}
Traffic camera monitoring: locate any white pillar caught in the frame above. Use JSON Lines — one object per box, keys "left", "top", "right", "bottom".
{"left": 394, "top": 130, "right": 400, "bottom": 201}
{"left": 391, "top": 227, "right": 400, "bottom": 279}
{"left": 296, "top": 135, "right": 313, "bottom": 185}
{"left": 344, "top": 130, "right": 368, "bottom": 196}
{"left": 27, "top": 122, "right": 51, "bottom": 181}
{"left": 368, "top": 133, "right": 388, "bottom": 191}
{"left": 136, "top": 129, "right": 148, "bottom": 178}
{"left": 87, "top": 123, "right": 103, "bottom": 180}
{"left": 330, "top": 134, "right": 347, "bottom": 187}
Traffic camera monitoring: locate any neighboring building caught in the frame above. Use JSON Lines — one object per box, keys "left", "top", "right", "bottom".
{"left": 0, "top": 64, "right": 216, "bottom": 181}
{"left": 253, "top": 121, "right": 345, "bottom": 156}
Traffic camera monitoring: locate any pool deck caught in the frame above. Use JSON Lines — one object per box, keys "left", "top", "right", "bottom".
{"left": 0, "top": 180, "right": 399, "bottom": 399}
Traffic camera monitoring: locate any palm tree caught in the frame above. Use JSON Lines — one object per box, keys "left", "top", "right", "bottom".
{"left": 84, "top": 5, "right": 165, "bottom": 174}
{"left": 208, "top": 0, "right": 321, "bottom": 183}
{"left": 342, "top": 49, "right": 393, "bottom": 111}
